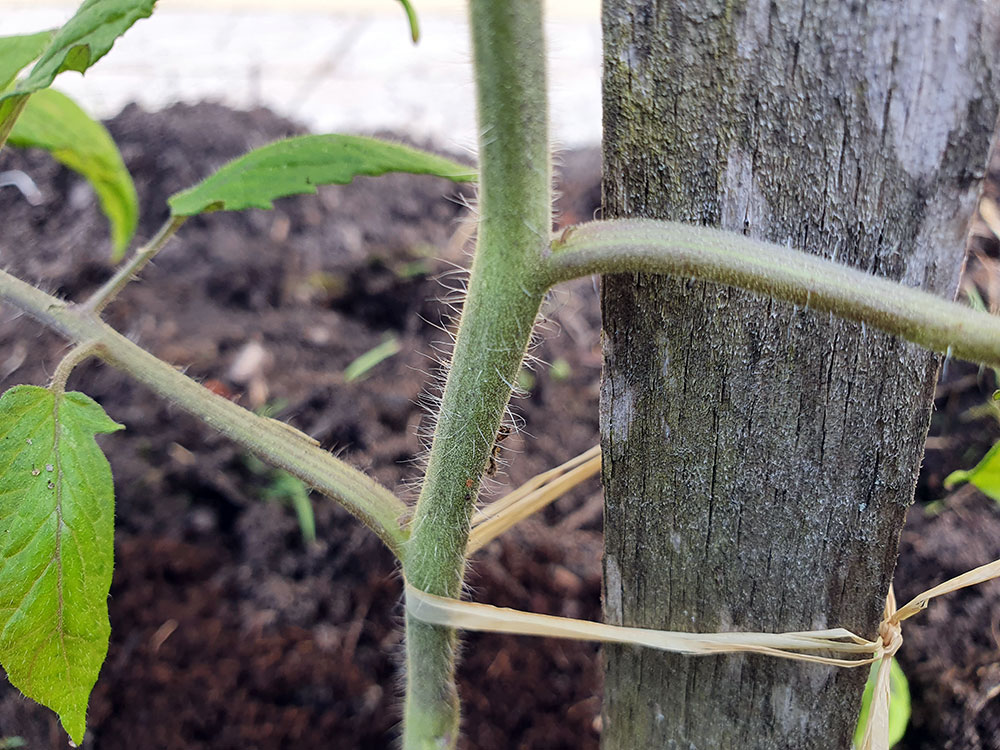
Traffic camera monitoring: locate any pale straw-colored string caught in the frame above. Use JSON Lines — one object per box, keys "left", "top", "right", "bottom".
{"left": 415, "top": 438, "right": 1000, "bottom": 750}
{"left": 407, "top": 559, "right": 1000, "bottom": 750}
{"left": 467, "top": 444, "right": 602, "bottom": 554}
{"left": 979, "top": 196, "right": 1000, "bottom": 239}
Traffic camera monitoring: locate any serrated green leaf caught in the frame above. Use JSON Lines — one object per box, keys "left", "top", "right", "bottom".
{"left": 853, "top": 659, "right": 910, "bottom": 748}
{"left": 167, "top": 134, "right": 476, "bottom": 217}
{"left": 9, "top": 88, "right": 138, "bottom": 260}
{"left": 6, "top": 0, "right": 155, "bottom": 99}
{"left": 943, "top": 439, "right": 1000, "bottom": 501}
{"left": 0, "top": 31, "right": 56, "bottom": 91}
{"left": 0, "top": 385, "right": 123, "bottom": 744}
{"left": 0, "top": 0, "right": 155, "bottom": 149}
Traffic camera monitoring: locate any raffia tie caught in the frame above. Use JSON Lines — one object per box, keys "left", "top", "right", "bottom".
{"left": 406, "top": 558, "right": 1000, "bottom": 750}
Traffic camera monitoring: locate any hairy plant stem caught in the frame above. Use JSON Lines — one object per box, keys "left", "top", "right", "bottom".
{"left": 83, "top": 215, "right": 186, "bottom": 314}
{"left": 49, "top": 341, "right": 101, "bottom": 394}
{"left": 0, "top": 267, "right": 409, "bottom": 555}
{"left": 401, "top": 1, "right": 551, "bottom": 747}
{"left": 546, "top": 219, "right": 1000, "bottom": 369}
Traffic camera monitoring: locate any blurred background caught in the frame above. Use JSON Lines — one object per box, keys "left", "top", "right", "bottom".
{"left": 2, "top": 0, "right": 602, "bottom": 149}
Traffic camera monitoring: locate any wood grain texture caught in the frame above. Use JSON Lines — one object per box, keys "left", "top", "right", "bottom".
{"left": 599, "top": 2, "right": 1000, "bottom": 747}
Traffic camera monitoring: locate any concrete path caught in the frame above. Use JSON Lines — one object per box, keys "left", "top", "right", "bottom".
{"left": 1, "top": 1, "right": 602, "bottom": 149}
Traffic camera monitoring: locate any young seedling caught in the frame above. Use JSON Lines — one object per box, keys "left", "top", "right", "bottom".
{"left": 0, "top": 1, "right": 998, "bottom": 748}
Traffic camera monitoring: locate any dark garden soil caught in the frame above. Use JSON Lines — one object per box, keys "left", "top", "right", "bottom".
{"left": 0, "top": 103, "right": 996, "bottom": 749}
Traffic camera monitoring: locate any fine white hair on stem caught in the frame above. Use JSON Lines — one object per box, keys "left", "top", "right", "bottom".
{"left": 404, "top": 162, "right": 572, "bottom": 507}
{"left": 550, "top": 140, "right": 567, "bottom": 231}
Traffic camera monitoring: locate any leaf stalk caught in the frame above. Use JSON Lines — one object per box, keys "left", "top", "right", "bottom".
{"left": 50, "top": 341, "right": 102, "bottom": 394}
{"left": 0, "top": 267, "right": 409, "bottom": 556}
{"left": 83, "top": 215, "right": 186, "bottom": 315}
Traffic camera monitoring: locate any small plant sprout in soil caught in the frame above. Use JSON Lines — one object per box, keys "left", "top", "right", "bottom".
{"left": 0, "top": 1, "right": 999, "bottom": 749}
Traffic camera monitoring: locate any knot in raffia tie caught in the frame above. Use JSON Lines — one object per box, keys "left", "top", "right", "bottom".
{"left": 875, "top": 588, "right": 904, "bottom": 660}
{"left": 876, "top": 618, "right": 902, "bottom": 659}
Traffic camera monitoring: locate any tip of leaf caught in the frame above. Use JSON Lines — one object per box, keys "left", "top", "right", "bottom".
{"left": 61, "top": 707, "right": 85, "bottom": 747}
{"left": 111, "top": 232, "right": 132, "bottom": 263}
{"left": 942, "top": 470, "right": 966, "bottom": 490}
{"left": 111, "top": 209, "right": 138, "bottom": 263}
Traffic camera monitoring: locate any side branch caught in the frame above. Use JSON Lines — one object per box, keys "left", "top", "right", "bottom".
{"left": 546, "top": 219, "right": 1000, "bottom": 368}
{"left": 0, "top": 267, "right": 409, "bottom": 556}
{"left": 83, "top": 215, "right": 186, "bottom": 314}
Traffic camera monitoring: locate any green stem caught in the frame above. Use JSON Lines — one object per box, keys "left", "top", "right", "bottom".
{"left": 401, "top": 1, "right": 551, "bottom": 747}
{"left": 397, "top": 0, "right": 420, "bottom": 43}
{"left": 50, "top": 341, "right": 101, "bottom": 394}
{"left": 0, "top": 267, "right": 409, "bottom": 556}
{"left": 546, "top": 219, "right": 1000, "bottom": 368}
{"left": 83, "top": 215, "right": 186, "bottom": 315}
{"left": 0, "top": 94, "right": 29, "bottom": 152}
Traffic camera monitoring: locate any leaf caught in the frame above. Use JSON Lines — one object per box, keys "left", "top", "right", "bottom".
{"left": 9, "top": 88, "right": 138, "bottom": 260}
{"left": 0, "top": 31, "right": 55, "bottom": 91}
{"left": 853, "top": 659, "right": 910, "bottom": 748}
{"left": 266, "top": 472, "right": 316, "bottom": 545}
{"left": 344, "top": 336, "right": 401, "bottom": 383}
{"left": 0, "top": 0, "right": 156, "bottom": 144}
{"left": 943, "top": 439, "right": 1000, "bottom": 500}
{"left": 167, "top": 134, "right": 476, "bottom": 217}
{"left": 397, "top": 0, "right": 420, "bottom": 43}
{"left": 6, "top": 0, "right": 156, "bottom": 99}
{"left": 0, "top": 385, "right": 123, "bottom": 744}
